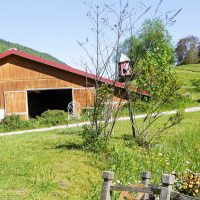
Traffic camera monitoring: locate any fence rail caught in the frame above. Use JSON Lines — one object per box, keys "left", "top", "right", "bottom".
{"left": 110, "top": 185, "right": 152, "bottom": 193}
{"left": 101, "top": 171, "right": 200, "bottom": 200}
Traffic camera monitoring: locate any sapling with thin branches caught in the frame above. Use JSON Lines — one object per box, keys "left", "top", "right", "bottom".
{"left": 79, "top": 0, "right": 182, "bottom": 150}
{"left": 78, "top": 1, "right": 149, "bottom": 148}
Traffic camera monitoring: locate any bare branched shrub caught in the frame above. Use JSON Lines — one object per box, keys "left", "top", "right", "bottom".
{"left": 79, "top": 0, "right": 182, "bottom": 149}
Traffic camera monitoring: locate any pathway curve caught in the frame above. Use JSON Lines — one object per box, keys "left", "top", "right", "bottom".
{"left": 0, "top": 106, "right": 200, "bottom": 137}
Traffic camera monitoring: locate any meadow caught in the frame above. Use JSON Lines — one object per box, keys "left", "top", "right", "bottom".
{"left": 0, "top": 111, "right": 199, "bottom": 199}
{"left": 0, "top": 64, "right": 199, "bottom": 199}
{"left": 175, "top": 63, "right": 200, "bottom": 103}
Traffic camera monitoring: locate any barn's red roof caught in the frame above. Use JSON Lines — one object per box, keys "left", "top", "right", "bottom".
{"left": 0, "top": 49, "right": 149, "bottom": 96}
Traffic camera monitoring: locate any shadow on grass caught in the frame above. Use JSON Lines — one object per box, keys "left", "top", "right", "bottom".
{"left": 55, "top": 142, "right": 83, "bottom": 150}
{"left": 120, "top": 134, "right": 135, "bottom": 147}
{"left": 112, "top": 133, "right": 133, "bottom": 141}
{"left": 121, "top": 134, "right": 133, "bottom": 141}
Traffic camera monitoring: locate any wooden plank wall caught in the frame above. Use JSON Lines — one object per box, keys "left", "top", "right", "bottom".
{"left": 4, "top": 91, "right": 28, "bottom": 119}
{"left": 73, "top": 88, "right": 95, "bottom": 113}
{"left": 4, "top": 91, "right": 27, "bottom": 114}
{"left": 0, "top": 55, "right": 95, "bottom": 110}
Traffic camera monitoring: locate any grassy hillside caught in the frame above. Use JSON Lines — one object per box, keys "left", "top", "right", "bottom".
{"left": 175, "top": 64, "right": 200, "bottom": 103}
{"left": 0, "top": 39, "right": 65, "bottom": 64}
{"left": 175, "top": 64, "right": 200, "bottom": 86}
{"left": 0, "top": 111, "right": 199, "bottom": 199}
{"left": 129, "top": 64, "right": 200, "bottom": 111}
{"left": 176, "top": 64, "right": 200, "bottom": 73}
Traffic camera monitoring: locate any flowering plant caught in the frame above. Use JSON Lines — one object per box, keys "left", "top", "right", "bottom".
{"left": 175, "top": 171, "right": 200, "bottom": 197}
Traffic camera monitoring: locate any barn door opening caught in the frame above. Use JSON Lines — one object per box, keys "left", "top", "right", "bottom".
{"left": 27, "top": 89, "right": 72, "bottom": 118}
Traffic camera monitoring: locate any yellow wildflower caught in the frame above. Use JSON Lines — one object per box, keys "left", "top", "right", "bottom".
{"left": 183, "top": 185, "right": 188, "bottom": 189}
{"left": 194, "top": 189, "right": 199, "bottom": 194}
{"left": 189, "top": 184, "right": 193, "bottom": 188}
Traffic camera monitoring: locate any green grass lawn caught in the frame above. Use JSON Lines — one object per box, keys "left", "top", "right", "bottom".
{"left": 175, "top": 64, "right": 200, "bottom": 104}
{"left": 176, "top": 64, "right": 200, "bottom": 73}
{"left": 0, "top": 129, "right": 100, "bottom": 199}
{"left": 0, "top": 111, "right": 199, "bottom": 199}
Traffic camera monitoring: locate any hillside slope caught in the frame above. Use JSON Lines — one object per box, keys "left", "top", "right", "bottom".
{"left": 175, "top": 64, "right": 200, "bottom": 103}
{"left": 175, "top": 64, "right": 200, "bottom": 87}
{"left": 0, "top": 39, "right": 65, "bottom": 64}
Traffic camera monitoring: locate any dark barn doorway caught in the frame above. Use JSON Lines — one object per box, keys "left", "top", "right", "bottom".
{"left": 27, "top": 89, "right": 72, "bottom": 118}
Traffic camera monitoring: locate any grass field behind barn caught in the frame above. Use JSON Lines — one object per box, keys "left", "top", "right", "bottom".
{"left": 175, "top": 64, "right": 200, "bottom": 103}
{"left": 0, "top": 110, "right": 199, "bottom": 199}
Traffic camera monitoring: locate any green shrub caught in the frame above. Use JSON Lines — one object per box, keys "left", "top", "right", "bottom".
{"left": 81, "top": 125, "right": 107, "bottom": 152}
{"left": 37, "top": 110, "right": 67, "bottom": 126}
{"left": 1, "top": 115, "right": 31, "bottom": 131}
{"left": 191, "top": 79, "right": 200, "bottom": 92}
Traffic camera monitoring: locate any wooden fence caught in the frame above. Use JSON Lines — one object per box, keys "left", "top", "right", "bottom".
{"left": 101, "top": 171, "right": 200, "bottom": 200}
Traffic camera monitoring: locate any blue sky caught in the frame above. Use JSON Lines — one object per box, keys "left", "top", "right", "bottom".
{"left": 0, "top": 0, "right": 199, "bottom": 69}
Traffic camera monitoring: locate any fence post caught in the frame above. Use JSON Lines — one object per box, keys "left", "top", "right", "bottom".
{"left": 160, "top": 174, "right": 175, "bottom": 200}
{"left": 101, "top": 171, "right": 114, "bottom": 200}
{"left": 141, "top": 171, "right": 151, "bottom": 200}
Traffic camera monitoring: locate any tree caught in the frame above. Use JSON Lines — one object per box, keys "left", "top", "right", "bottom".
{"left": 126, "top": 19, "right": 176, "bottom": 94}
{"left": 124, "top": 19, "right": 175, "bottom": 66}
{"left": 176, "top": 36, "right": 200, "bottom": 65}
{"left": 123, "top": 18, "right": 183, "bottom": 148}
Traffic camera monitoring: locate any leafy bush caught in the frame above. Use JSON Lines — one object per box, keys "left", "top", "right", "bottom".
{"left": 175, "top": 171, "right": 200, "bottom": 197}
{"left": 1, "top": 115, "right": 32, "bottom": 131}
{"left": 81, "top": 125, "right": 107, "bottom": 152}
{"left": 38, "top": 110, "right": 67, "bottom": 126}
{"left": 191, "top": 79, "right": 200, "bottom": 92}
{"left": 0, "top": 110, "right": 69, "bottom": 132}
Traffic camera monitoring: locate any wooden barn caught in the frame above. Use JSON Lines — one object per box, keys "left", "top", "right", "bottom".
{"left": 0, "top": 49, "right": 129, "bottom": 120}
